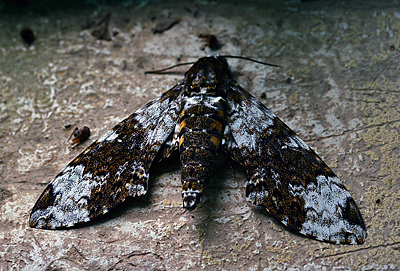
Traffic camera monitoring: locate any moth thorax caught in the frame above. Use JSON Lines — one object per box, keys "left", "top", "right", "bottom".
{"left": 187, "top": 84, "right": 223, "bottom": 97}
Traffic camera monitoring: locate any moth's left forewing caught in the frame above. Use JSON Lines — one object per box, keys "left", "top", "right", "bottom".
{"left": 29, "top": 84, "right": 183, "bottom": 229}
{"left": 225, "top": 83, "right": 366, "bottom": 244}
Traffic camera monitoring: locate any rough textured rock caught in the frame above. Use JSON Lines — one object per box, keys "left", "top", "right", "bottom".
{"left": 0, "top": 0, "right": 399, "bottom": 270}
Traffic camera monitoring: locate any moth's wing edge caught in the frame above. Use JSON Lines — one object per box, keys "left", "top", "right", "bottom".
{"left": 225, "top": 83, "right": 367, "bottom": 244}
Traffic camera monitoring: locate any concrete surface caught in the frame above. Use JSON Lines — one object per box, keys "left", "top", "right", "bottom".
{"left": 0, "top": 0, "right": 399, "bottom": 270}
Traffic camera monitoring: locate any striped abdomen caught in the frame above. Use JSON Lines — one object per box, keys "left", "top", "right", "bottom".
{"left": 179, "top": 95, "right": 226, "bottom": 209}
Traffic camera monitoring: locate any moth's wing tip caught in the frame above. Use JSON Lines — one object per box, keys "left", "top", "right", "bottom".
{"left": 355, "top": 230, "right": 367, "bottom": 245}
{"left": 28, "top": 218, "right": 38, "bottom": 229}
{"left": 28, "top": 215, "right": 61, "bottom": 230}
{"left": 336, "top": 229, "right": 367, "bottom": 245}
{"left": 299, "top": 217, "right": 367, "bottom": 245}
{"left": 29, "top": 202, "right": 91, "bottom": 230}
{"left": 342, "top": 197, "right": 368, "bottom": 245}
{"left": 28, "top": 215, "right": 55, "bottom": 230}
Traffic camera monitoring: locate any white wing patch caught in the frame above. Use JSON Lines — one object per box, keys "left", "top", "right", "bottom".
{"left": 97, "top": 129, "right": 119, "bottom": 143}
{"left": 299, "top": 175, "right": 366, "bottom": 244}
{"left": 30, "top": 165, "right": 99, "bottom": 229}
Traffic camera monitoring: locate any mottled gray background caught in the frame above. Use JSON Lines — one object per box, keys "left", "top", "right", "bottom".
{"left": 0, "top": 0, "right": 399, "bottom": 270}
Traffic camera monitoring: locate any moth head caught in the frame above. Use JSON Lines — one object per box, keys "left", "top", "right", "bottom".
{"left": 185, "top": 56, "right": 232, "bottom": 96}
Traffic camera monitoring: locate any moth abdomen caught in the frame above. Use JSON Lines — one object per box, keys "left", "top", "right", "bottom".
{"left": 179, "top": 131, "right": 222, "bottom": 209}
{"left": 179, "top": 96, "right": 227, "bottom": 209}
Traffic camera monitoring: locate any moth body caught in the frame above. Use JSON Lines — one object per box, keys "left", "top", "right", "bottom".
{"left": 179, "top": 95, "right": 227, "bottom": 209}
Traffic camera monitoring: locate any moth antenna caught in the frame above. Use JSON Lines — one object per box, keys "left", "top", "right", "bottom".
{"left": 66, "top": 127, "right": 78, "bottom": 143}
{"left": 145, "top": 56, "right": 281, "bottom": 75}
{"left": 219, "top": 55, "right": 282, "bottom": 68}
{"left": 145, "top": 62, "right": 196, "bottom": 74}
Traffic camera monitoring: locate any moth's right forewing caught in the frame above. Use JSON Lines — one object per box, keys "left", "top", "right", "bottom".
{"left": 225, "top": 83, "right": 366, "bottom": 244}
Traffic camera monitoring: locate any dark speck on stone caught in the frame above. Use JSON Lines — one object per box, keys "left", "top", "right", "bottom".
{"left": 20, "top": 27, "right": 35, "bottom": 45}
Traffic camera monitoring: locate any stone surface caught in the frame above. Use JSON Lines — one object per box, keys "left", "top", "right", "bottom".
{"left": 0, "top": 0, "right": 399, "bottom": 270}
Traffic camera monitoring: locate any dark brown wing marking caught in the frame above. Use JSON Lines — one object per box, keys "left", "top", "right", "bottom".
{"left": 225, "top": 83, "right": 367, "bottom": 244}
{"left": 29, "top": 84, "right": 183, "bottom": 229}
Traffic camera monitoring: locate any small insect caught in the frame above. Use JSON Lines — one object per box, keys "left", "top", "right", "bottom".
{"left": 29, "top": 56, "right": 366, "bottom": 244}
{"left": 67, "top": 126, "right": 91, "bottom": 146}
{"left": 199, "top": 34, "right": 222, "bottom": 50}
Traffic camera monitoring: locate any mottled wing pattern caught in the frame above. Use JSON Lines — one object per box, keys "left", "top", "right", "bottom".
{"left": 29, "top": 84, "right": 183, "bottom": 229}
{"left": 225, "top": 83, "right": 367, "bottom": 244}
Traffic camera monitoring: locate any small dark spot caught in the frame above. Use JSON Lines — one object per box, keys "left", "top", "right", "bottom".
{"left": 390, "top": 45, "right": 395, "bottom": 51}
{"left": 122, "top": 60, "right": 135, "bottom": 70}
{"left": 260, "top": 92, "right": 266, "bottom": 99}
{"left": 64, "top": 124, "right": 72, "bottom": 129}
{"left": 285, "top": 77, "right": 292, "bottom": 84}
{"left": 376, "top": 199, "right": 381, "bottom": 204}
{"left": 199, "top": 34, "right": 222, "bottom": 50}
{"left": 112, "top": 29, "right": 119, "bottom": 37}
{"left": 276, "top": 18, "right": 284, "bottom": 27}
{"left": 136, "top": 61, "right": 144, "bottom": 69}
{"left": 20, "top": 27, "right": 35, "bottom": 45}
{"left": 0, "top": 188, "right": 12, "bottom": 202}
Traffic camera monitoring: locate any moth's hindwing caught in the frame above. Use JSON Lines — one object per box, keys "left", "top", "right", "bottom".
{"left": 225, "top": 83, "right": 367, "bottom": 244}
{"left": 29, "top": 84, "right": 183, "bottom": 229}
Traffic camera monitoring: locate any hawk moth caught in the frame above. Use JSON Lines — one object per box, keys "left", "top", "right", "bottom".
{"left": 29, "top": 55, "right": 367, "bottom": 244}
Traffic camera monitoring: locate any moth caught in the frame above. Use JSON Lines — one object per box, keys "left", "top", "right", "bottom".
{"left": 30, "top": 55, "right": 367, "bottom": 244}
{"left": 199, "top": 34, "right": 222, "bottom": 50}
